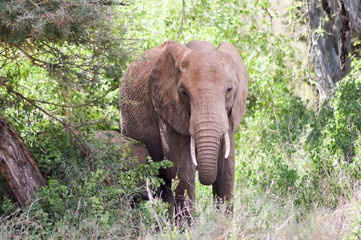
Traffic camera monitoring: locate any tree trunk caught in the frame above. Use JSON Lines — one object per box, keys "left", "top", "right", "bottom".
{"left": 0, "top": 113, "right": 47, "bottom": 208}
{"left": 307, "top": 0, "right": 351, "bottom": 99}
{"left": 344, "top": 0, "right": 361, "bottom": 33}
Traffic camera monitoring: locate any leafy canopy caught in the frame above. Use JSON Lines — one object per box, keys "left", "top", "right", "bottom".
{"left": 1, "top": 0, "right": 130, "bottom": 130}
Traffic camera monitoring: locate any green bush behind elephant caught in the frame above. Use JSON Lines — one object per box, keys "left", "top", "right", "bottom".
{"left": 119, "top": 40, "right": 248, "bottom": 216}
{"left": 93, "top": 131, "right": 149, "bottom": 167}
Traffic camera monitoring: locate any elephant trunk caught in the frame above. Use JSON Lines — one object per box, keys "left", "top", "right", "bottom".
{"left": 194, "top": 121, "right": 222, "bottom": 185}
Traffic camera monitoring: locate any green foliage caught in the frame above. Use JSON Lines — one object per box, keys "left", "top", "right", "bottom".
{"left": 328, "top": 78, "right": 361, "bottom": 161}
{"left": 1, "top": 123, "right": 172, "bottom": 237}
{"left": 0, "top": 0, "right": 123, "bottom": 44}
{"left": 1, "top": 0, "right": 130, "bottom": 132}
{"left": 296, "top": 58, "right": 361, "bottom": 207}
{"left": 1, "top": 0, "right": 361, "bottom": 238}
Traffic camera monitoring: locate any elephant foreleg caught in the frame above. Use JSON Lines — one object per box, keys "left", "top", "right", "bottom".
{"left": 212, "top": 129, "right": 235, "bottom": 205}
{"left": 158, "top": 117, "right": 196, "bottom": 219}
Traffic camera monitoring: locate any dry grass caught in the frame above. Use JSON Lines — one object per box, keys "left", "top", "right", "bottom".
{"left": 138, "top": 188, "right": 360, "bottom": 240}
{"left": 0, "top": 187, "right": 359, "bottom": 239}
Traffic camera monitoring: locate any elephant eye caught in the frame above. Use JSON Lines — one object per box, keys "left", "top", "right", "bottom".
{"left": 180, "top": 89, "right": 188, "bottom": 96}
{"left": 226, "top": 87, "right": 233, "bottom": 93}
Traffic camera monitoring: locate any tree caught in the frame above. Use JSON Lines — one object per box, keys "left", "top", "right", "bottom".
{"left": 0, "top": 0, "right": 131, "bottom": 206}
{"left": 306, "top": 0, "right": 361, "bottom": 99}
{"left": 306, "top": 0, "right": 351, "bottom": 98}
{"left": 1, "top": 0, "right": 129, "bottom": 123}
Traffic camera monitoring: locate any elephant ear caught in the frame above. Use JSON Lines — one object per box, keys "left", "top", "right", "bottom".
{"left": 218, "top": 42, "right": 249, "bottom": 132}
{"left": 149, "top": 42, "right": 193, "bottom": 136}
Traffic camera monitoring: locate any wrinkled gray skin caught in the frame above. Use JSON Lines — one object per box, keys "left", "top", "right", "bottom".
{"left": 119, "top": 40, "right": 248, "bottom": 216}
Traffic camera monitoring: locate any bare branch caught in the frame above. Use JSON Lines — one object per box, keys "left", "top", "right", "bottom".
{"left": 88, "top": 1, "right": 130, "bottom": 6}
{"left": 177, "top": 0, "right": 186, "bottom": 42}
{"left": 1, "top": 81, "right": 114, "bottom": 129}
{"left": 1, "top": 77, "right": 118, "bottom": 109}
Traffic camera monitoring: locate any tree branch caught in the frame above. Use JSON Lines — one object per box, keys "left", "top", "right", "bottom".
{"left": 89, "top": 1, "right": 130, "bottom": 6}
{"left": 2, "top": 80, "right": 117, "bottom": 108}
{"left": 177, "top": 0, "right": 186, "bottom": 41}
{"left": 0, "top": 81, "right": 115, "bottom": 129}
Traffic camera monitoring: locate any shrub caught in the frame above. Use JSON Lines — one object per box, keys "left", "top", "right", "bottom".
{"left": 298, "top": 58, "right": 361, "bottom": 207}
{"left": 0, "top": 123, "right": 172, "bottom": 238}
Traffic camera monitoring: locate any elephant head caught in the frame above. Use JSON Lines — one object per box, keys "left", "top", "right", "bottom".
{"left": 149, "top": 41, "right": 248, "bottom": 185}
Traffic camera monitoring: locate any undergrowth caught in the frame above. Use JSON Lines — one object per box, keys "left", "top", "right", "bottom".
{"left": 1, "top": 0, "right": 361, "bottom": 239}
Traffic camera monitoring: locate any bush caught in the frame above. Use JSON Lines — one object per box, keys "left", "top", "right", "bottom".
{"left": 296, "top": 58, "right": 361, "bottom": 207}
{"left": 3, "top": 0, "right": 361, "bottom": 238}
{"left": 0, "top": 123, "right": 172, "bottom": 238}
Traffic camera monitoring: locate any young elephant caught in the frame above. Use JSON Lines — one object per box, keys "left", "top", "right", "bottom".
{"left": 119, "top": 40, "right": 248, "bottom": 216}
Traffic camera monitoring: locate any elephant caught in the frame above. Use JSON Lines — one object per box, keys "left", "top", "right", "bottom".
{"left": 119, "top": 40, "right": 248, "bottom": 217}
{"left": 92, "top": 131, "right": 150, "bottom": 202}
{"left": 93, "top": 131, "right": 149, "bottom": 167}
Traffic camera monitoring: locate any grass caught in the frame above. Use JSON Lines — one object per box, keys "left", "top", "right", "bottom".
{"left": 0, "top": 157, "right": 360, "bottom": 239}
{"left": 1, "top": 0, "right": 361, "bottom": 239}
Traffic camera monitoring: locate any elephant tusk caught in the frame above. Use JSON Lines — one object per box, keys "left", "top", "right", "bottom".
{"left": 190, "top": 137, "right": 198, "bottom": 166}
{"left": 224, "top": 132, "right": 230, "bottom": 159}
